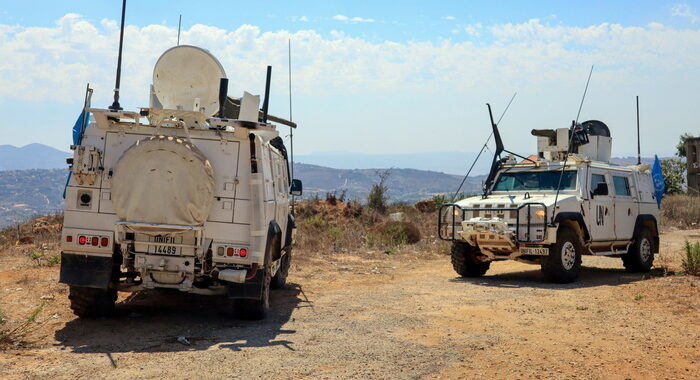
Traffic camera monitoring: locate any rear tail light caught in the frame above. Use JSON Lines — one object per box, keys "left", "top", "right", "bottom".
{"left": 239, "top": 248, "right": 247, "bottom": 257}
{"left": 100, "top": 237, "right": 109, "bottom": 247}
{"left": 78, "top": 236, "right": 87, "bottom": 245}
{"left": 91, "top": 236, "right": 99, "bottom": 246}
{"left": 226, "top": 247, "right": 234, "bottom": 256}
{"left": 66, "top": 235, "right": 73, "bottom": 243}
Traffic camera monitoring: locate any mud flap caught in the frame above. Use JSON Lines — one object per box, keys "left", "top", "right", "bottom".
{"left": 228, "top": 268, "right": 265, "bottom": 299}
{"left": 228, "top": 222, "right": 277, "bottom": 299}
{"left": 59, "top": 253, "right": 113, "bottom": 289}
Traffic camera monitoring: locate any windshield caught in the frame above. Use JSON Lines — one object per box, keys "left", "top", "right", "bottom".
{"left": 493, "top": 170, "right": 577, "bottom": 191}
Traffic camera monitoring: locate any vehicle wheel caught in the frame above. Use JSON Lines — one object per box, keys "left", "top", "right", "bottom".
{"left": 233, "top": 265, "right": 271, "bottom": 320}
{"left": 451, "top": 242, "right": 490, "bottom": 277}
{"left": 271, "top": 247, "right": 291, "bottom": 289}
{"left": 541, "top": 228, "right": 582, "bottom": 283}
{"left": 622, "top": 228, "right": 654, "bottom": 273}
{"left": 68, "top": 286, "right": 117, "bottom": 318}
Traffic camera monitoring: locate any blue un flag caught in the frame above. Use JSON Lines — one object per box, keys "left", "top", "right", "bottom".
{"left": 651, "top": 155, "right": 665, "bottom": 209}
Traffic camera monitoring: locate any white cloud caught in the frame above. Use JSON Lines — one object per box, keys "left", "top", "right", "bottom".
{"left": 445, "top": 16, "right": 456, "bottom": 21}
{"left": 333, "top": 14, "right": 374, "bottom": 23}
{"left": 464, "top": 23, "right": 482, "bottom": 37}
{"left": 671, "top": 3, "right": 698, "bottom": 23}
{"left": 0, "top": 15, "right": 698, "bottom": 156}
{"left": 298, "top": 16, "right": 309, "bottom": 22}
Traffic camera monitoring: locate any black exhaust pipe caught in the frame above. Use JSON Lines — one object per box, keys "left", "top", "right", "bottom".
{"left": 261, "top": 65, "right": 272, "bottom": 123}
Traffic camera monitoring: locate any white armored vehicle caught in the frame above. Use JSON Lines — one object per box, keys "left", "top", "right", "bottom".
{"left": 59, "top": 43, "right": 302, "bottom": 319}
{"left": 439, "top": 106, "right": 660, "bottom": 283}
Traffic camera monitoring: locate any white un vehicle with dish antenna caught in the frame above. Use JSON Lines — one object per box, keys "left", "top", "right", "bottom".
{"left": 439, "top": 94, "right": 661, "bottom": 283}
{"left": 59, "top": 5, "right": 301, "bottom": 319}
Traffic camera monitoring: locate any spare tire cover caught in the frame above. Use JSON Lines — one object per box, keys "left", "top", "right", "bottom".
{"left": 112, "top": 135, "right": 215, "bottom": 225}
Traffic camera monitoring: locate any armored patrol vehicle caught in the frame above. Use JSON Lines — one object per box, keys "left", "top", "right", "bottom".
{"left": 59, "top": 44, "right": 302, "bottom": 319}
{"left": 439, "top": 108, "right": 660, "bottom": 283}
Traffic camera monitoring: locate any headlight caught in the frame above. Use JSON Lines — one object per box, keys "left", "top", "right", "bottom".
{"left": 534, "top": 209, "right": 546, "bottom": 219}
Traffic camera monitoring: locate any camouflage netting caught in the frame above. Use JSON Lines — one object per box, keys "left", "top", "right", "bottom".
{"left": 112, "top": 136, "right": 215, "bottom": 226}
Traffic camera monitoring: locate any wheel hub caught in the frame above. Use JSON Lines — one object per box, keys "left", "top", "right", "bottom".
{"left": 640, "top": 238, "right": 651, "bottom": 262}
{"left": 561, "top": 241, "right": 576, "bottom": 270}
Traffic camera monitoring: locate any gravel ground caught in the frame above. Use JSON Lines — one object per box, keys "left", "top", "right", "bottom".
{"left": 0, "top": 229, "right": 699, "bottom": 379}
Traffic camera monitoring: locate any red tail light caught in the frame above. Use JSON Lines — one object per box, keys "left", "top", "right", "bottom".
{"left": 66, "top": 235, "right": 73, "bottom": 243}
{"left": 91, "top": 236, "right": 99, "bottom": 246}
{"left": 100, "top": 237, "right": 109, "bottom": 247}
{"left": 239, "top": 248, "right": 247, "bottom": 257}
{"left": 78, "top": 236, "right": 87, "bottom": 245}
{"left": 226, "top": 247, "right": 234, "bottom": 256}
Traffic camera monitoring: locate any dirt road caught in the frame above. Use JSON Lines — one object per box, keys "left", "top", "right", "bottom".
{"left": 1, "top": 230, "right": 699, "bottom": 379}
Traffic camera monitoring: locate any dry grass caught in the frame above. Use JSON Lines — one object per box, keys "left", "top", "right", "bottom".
{"left": 0, "top": 304, "right": 44, "bottom": 349}
{"left": 0, "top": 213, "right": 63, "bottom": 248}
{"left": 661, "top": 194, "right": 700, "bottom": 229}
{"left": 294, "top": 199, "right": 447, "bottom": 257}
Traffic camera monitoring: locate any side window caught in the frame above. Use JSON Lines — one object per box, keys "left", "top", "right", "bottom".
{"left": 590, "top": 174, "right": 607, "bottom": 192}
{"left": 612, "top": 176, "right": 631, "bottom": 196}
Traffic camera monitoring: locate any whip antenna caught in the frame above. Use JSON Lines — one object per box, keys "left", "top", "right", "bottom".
{"left": 109, "top": 0, "right": 127, "bottom": 111}
{"left": 288, "top": 38, "right": 296, "bottom": 212}
{"left": 636, "top": 95, "right": 641, "bottom": 165}
{"left": 177, "top": 14, "right": 182, "bottom": 45}
{"left": 551, "top": 65, "right": 594, "bottom": 223}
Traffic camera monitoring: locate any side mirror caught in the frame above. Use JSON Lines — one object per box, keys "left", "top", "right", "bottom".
{"left": 592, "top": 182, "right": 608, "bottom": 197}
{"left": 290, "top": 179, "right": 303, "bottom": 196}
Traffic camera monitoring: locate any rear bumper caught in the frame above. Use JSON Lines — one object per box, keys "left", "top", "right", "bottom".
{"left": 59, "top": 252, "right": 113, "bottom": 289}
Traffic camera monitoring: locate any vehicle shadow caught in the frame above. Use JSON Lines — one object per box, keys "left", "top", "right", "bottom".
{"left": 450, "top": 266, "right": 667, "bottom": 290}
{"left": 54, "top": 282, "right": 311, "bottom": 354}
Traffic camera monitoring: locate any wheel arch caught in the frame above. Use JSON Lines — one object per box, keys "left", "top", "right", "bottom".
{"left": 553, "top": 212, "right": 591, "bottom": 243}
{"left": 633, "top": 214, "right": 659, "bottom": 253}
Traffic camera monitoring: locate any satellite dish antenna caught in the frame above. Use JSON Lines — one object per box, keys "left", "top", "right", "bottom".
{"left": 152, "top": 45, "right": 226, "bottom": 117}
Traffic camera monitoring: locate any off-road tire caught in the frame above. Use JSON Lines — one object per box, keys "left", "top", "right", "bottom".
{"left": 451, "top": 242, "right": 490, "bottom": 277}
{"left": 68, "top": 286, "right": 117, "bottom": 318}
{"left": 622, "top": 228, "right": 654, "bottom": 273}
{"left": 541, "top": 227, "right": 582, "bottom": 283}
{"left": 233, "top": 265, "right": 271, "bottom": 320}
{"left": 271, "top": 247, "right": 291, "bottom": 289}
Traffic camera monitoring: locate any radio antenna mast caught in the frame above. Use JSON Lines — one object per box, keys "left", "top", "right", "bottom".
{"left": 177, "top": 14, "right": 182, "bottom": 46}
{"left": 551, "top": 65, "right": 594, "bottom": 223}
{"left": 109, "top": 0, "right": 127, "bottom": 111}
{"left": 636, "top": 95, "right": 641, "bottom": 165}
{"left": 288, "top": 38, "right": 296, "bottom": 212}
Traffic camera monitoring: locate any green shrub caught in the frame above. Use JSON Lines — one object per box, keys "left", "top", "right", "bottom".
{"left": 326, "top": 226, "right": 343, "bottom": 242}
{"left": 369, "top": 221, "right": 421, "bottom": 247}
{"left": 368, "top": 170, "right": 390, "bottom": 214}
{"left": 682, "top": 241, "right": 700, "bottom": 276}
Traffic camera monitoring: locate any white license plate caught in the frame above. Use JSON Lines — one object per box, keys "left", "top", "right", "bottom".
{"left": 149, "top": 236, "right": 182, "bottom": 255}
{"left": 520, "top": 246, "right": 549, "bottom": 256}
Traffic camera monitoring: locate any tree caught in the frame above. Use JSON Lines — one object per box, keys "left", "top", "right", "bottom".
{"left": 368, "top": 169, "right": 391, "bottom": 214}
{"left": 660, "top": 158, "right": 686, "bottom": 194}
{"left": 676, "top": 133, "right": 695, "bottom": 158}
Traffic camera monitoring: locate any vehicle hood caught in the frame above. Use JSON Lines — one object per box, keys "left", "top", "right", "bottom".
{"left": 453, "top": 192, "right": 579, "bottom": 209}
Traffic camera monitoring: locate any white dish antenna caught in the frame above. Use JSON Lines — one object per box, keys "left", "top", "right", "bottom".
{"left": 152, "top": 45, "right": 226, "bottom": 117}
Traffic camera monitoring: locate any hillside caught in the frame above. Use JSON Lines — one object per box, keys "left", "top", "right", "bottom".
{"left": 0, "top": 166, "right": 481, "bottom": 227}
{"left": 0, "top": 144, "right": 69, "bottom": 171}
{"left": 0, "top": 169, "right": 67, "bottom": 227}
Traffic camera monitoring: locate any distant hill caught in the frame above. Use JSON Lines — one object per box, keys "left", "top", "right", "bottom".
{"left": 0, "top": 144, "right": 69, "bottom": 171}
{"left": 294, "top": 163, "right": 483, "bottom": 203}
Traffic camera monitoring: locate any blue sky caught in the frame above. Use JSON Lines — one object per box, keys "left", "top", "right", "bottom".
{"left": 1, "top": 0, "right": 699, "bottom": 162}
